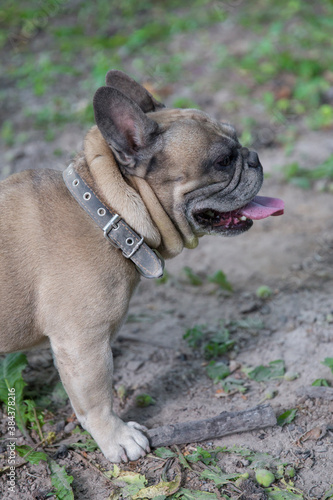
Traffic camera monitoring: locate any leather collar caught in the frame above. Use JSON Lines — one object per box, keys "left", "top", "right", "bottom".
{"left": 63, "top": 164, "right": 164, "bottom": 279}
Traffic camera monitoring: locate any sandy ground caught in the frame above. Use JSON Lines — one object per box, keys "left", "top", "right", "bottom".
{"left": 0, "top": 120, "right": 333, "bottom": 500}
{"left": 1, "top": 18, "right": 333, "bottom": 498}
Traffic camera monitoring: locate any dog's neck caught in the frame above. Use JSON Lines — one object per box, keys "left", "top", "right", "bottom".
{"left": 128, "top": 175, "right": 183, "bottom": 259}
{"left": 77, "top": 126, "right": 187, "bottom": 259}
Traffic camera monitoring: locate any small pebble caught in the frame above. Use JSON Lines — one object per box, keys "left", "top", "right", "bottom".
{"left": 64, "top": 422, "right": 76, "bottom": 433}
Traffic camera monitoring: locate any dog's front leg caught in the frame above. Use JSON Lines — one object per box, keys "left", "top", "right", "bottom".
{"left": 50, "top": 333, "right": 150, "bottom": 462}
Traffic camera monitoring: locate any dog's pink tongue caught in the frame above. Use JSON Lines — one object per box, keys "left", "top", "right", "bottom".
{"left": 240, "top": 196, "right": 284, "bottom": 220}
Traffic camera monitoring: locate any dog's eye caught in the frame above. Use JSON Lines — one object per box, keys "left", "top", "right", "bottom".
{"left": 214, "top": 156, "right": 232, "bottom": 169}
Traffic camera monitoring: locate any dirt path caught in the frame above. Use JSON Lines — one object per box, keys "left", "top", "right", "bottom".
{"left": 1, "top": 129, "right": 332, "bottom": 499}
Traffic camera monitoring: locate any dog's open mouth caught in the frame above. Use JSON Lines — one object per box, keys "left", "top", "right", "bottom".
{"left": 194, "top": 196, "right": 284, "bottom": 232}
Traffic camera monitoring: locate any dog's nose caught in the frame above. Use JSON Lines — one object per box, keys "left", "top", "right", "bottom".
{"left": 247, "top": 150, "right": 261, "bottom": 168}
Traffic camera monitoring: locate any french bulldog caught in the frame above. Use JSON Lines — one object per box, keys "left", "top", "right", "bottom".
{"left": 0, "top": 70, "right": 283, "bottom": 462}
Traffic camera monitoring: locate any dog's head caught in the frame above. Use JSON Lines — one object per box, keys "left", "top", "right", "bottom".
{"left": 93, "top": 71, "right": 283, "bottom": 247}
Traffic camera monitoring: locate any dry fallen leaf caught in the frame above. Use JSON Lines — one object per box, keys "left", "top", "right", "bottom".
{"left": 296, "top": 425, "right": 326, "bottom": 445}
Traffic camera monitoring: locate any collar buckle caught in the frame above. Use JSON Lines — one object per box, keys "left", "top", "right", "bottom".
{"left": 103, "top": 214, "right": 122, "bottom": 239}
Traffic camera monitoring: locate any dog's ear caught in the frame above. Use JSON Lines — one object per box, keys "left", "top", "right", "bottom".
{"left": 105, "top": 70, "right": 165, "bottom": 113}
{"left": 93, "top": 86, "right": 161, "bottom": 168}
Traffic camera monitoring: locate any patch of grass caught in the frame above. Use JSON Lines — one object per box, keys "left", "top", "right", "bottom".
{"left": 2, "top": 0, "right": 333, "bottom": 152}
{"left": 183, "top": 324, "right": 206, "bottom": 348}
{"left": 2, "top": 0, "right": 226, "bottom": 108}
{"left": 183, "top": 323, "right": 235, "bottom": 359}
{"left": 0, "top": 353, "right": 45, "bottom": 437}
{"left": 1, "top": 120, "right": 15, "bottom": 146}
{"left": 70, "top": 429, "right": 99, "bottom": 453}
{"left": 184, "top": 318, "right": 264, "bottom": 362}
{"left": 224, "top": 1, "right": 333, "bottom": 130}
{"left": 283, "top": 155, "right": 333, "bottom": 190}
{"left": 208, "top": 270, "right": 233, "bottom": 293}
{"left": 16, "top": 445, "right": 48, "bottom": 465}
{"left": 151, "top": 445, "right": 304, "bottom": 499}
{"left": 246, "top": 360, "right": 285, "bottom": 382}
{"left": 182, "top": 266, "right": 203, "bottom": 286}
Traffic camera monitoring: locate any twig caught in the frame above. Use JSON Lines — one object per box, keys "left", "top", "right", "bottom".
{"left": 146, "top": 404, "right": 276, "bottom": 448}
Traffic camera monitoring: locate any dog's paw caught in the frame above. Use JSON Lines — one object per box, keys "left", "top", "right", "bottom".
{"left": 103, "top": 420, "right": 150, "bottom": 463}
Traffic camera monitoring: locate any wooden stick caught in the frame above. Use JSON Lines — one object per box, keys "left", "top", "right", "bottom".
{"left": 296, "top": 386, "right": 333, "bottom": 400}
{"left": 146, "top": 404, "right": 276, "bottom": 448}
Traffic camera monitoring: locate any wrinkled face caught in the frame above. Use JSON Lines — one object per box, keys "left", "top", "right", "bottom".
{"left": 145, "top": 109, "right": 263, "bottom": 237}
{"left": 93, "top": 75, "right": 275, "bottom": 246}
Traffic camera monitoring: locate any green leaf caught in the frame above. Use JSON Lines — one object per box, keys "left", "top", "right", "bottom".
{"left": 104, "top": 464, "right": 121, "bottom": 479}
{"left": 132, "top": 474, "right": 181, "bottom": 499}
{"left": 208, "top": 270, "right": 233, "bottom": 292}
{"left": 112, "top": 471, "right": 147, "bottom": 497}
{"left": 231, "top": 317, "right": 265, "bottom": 332}
{"left": 277, "top": 409, "right": 297, "bottom": 427}
{"left": 267, "top": 487, "right": 303, "bottom": 499}
{"left": 154, "top": 447, "right": 176, "bottom": 459}
{"left": 220, "top": 377, "right": 247, "bottom": 394}
{"left": 206, "top": 361, "right": 230, "bottom": 382}
{"left": 177, "top": 450, "right": 192, "bottom": 470}
{"left": 23, "top": 398, "right": 45, "bottom": 432}
{"left": 223, "top": 445, "right": 252, "bottom": 457}
{"left": 175, "top": 488, "right": 218, "bottom": 499}
{"left": 183, "top": 266, "right": 203, "bottom": 286}
{"left": 186, "top": 447, "right": 216, "bottom": 465}
{"left": 16, "top": 445, "right": 48, "bottom": 465}
{"left": 247, "top": 360, "right": 285, "bottom": 382}
{"left": 0, "top": 353, "right": 33, "bottom": 433}
{"left": 68, "top": 426, "right": 99, "bottom": 452}
{"left": 203, "top": 328, "right": 235, "bottom": 360}
{"left": 200, "top": 467, "right": 246, "bottom": 485}
{"left": 0, "top": 352, "right": 27, "bottom": 405}
{"left": 70, "top": 438, "right": 99, "bottom": 452}
{"left": 312, "top": 378, "right": 330, "bottom": 387}
{"left": 49, "top": 459, "right": 74, "bottom": 500}
{"left": 135, "top": 393, "right": 156, "bottom": 407}
{"left": 183, "top": 325, "right": 206, "bottom": 348}
{"left": 247, "top": 453, "right": 271, "bottom": 469}
{"left": 322, "top": 358, "right": 333, "bottom": 373}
